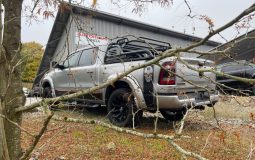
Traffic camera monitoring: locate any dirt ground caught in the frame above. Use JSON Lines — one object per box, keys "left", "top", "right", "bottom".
{"left": 21, "top": 96, "right": 255, "bottom": 160}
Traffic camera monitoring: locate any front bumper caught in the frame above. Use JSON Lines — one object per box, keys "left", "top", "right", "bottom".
{"left": 157, "top": 92, "right": 219, "bottom": 109}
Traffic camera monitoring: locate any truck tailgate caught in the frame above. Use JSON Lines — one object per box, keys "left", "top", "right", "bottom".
{"left": 175, "top": 57, "right": 216, "bottom": 90}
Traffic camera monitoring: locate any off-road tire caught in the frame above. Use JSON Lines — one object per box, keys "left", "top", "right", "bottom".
{"left": 42, "top": 86, "right": 60, "bottom": 110}
{"left": 252, "top": 85, "right": 255, "bottom": 96}
{"left": 107, "top": 88, "right": 142, "bottom": 127}
{"left": 160, "top": 108, "right": 187, "bottom": 121}
{"left": 42, "top": 86, "right": 53, "bottom": 98}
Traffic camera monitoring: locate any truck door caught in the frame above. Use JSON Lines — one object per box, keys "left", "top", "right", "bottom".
{"left": 53, "top": 51, "right": 81, "bottom": 95}
{"left": 74, "top": 47, "right": 100, "bottom": 100}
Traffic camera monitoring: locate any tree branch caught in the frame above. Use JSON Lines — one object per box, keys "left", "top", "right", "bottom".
{"left": 0, "top": 114, "right": 34, "bottom": 137}
{"left": 53, "top": 115, "right": 207, "bottom": 160}
{"left": 20, "top": 113, "right": 54, "bottom": 160}
{"left": 168, "top": 139, "right": 207, "bottom": 160}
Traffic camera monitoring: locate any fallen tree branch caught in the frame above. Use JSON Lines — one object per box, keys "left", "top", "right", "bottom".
{"left": 168, "top": 139, "right": 207, "bottom": 160}
{"left": 53, "top": 115, "right": 207, "bottom": 160}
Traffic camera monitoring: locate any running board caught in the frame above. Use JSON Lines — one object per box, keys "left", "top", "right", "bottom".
{"left": 61, "top": 101, "right": 100, "bottom": 108}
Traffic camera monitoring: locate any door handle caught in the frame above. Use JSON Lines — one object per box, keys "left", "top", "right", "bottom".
{"left": 87, "top": 71, "right": 94, "bottom": 74}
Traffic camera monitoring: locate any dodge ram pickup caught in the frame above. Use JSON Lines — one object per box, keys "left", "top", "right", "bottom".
{"left": 41, "top": 37, "right": 219, "bottom": 126}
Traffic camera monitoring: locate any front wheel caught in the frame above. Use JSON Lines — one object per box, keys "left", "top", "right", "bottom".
{"left": 42, "top": 86, "right": 53, "bottom": 98}
{"left": 107, "top": 88, "right": 142, "bottom": 127}
{"left": 42, "top": 86, "right": 59, "bottom": 109}
{"left": 252, "top": 85, "right": 255, "bottom": 96}
{"left": 160, "top": 108, "right": 187, "bottom": 121}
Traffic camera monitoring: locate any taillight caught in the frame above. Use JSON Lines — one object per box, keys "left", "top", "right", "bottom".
{"left": 159, "top": 61, "right": 176, "bottom": 85}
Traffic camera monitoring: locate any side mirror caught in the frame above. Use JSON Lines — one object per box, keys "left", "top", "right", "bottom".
{"left": 51, "top": 61, "right": 57, "bottom": 68}
{"left": 56, "top": 64, "right": 66, "bottom": 70}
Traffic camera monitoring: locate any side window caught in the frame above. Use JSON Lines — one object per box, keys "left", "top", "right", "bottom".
{"left": 78, "top": 48, "right": 97, "bottom": 66}
{"left": 63, "top": 51, "right": 81, "bottom": 68}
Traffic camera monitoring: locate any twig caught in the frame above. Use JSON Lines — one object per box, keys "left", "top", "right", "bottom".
{"left": 0, "top": 114, "right": 34, "bottom": 137}
{"left": 53, "top": 115, "right": 208, "bottom": 160}
{"left": 20, "top": 113, "right": 54, "bottom": 160}
{"left": 200, "top": 132, "right": 213, "bottom": 155}
{"left": 168, "top": 139, "right": 207, "bottom": 160}
{"left": 38, "top": 125, "right": 67, "bottom": 151}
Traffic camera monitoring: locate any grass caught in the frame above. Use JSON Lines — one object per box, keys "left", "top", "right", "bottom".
{"left": 72, "top": 130, "right": 86, "bottom": 139}
{"left": 20, "top": 96, "right": 255, "bottom": 159}
{"left": 94, "top": 125, "right": 109, "bottom": 133}
{"left": 202, "top": 95, "right": 255, "bottom": 121}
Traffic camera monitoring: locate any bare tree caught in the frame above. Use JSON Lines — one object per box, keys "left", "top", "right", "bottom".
{"left": 0, "top": 0, "right": 25, "bottom": 159}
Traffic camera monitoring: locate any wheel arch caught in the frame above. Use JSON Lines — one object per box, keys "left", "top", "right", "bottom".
{"left": 104, "top": 75, "right": 146, "bottom": 109}
{"left": 42, "top": 81, "right": 51, "bottom": 88}
{"left": 41, "top": 79, "right": 56, "bottom": 97}
{"left": 105, "top": 81, "right": 130, "bottom": 105}
{"left": 252, "top": 73, "right": 255, "bottom": 79}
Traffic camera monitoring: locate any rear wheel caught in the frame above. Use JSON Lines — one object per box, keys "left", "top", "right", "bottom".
{"left": 107, "top": 88, "right": 142, "bottom": 127}
{"left": 160, "top": 108, "right": 187, "bottom": 121}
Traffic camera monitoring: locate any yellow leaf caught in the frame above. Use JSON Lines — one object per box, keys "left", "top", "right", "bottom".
{"left": 92, "top": 0, "right": 97, "bottom": 7}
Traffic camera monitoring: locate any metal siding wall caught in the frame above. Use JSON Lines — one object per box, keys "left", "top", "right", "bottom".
{"left": 53, "top": 14, "right": 215, "bottom": 62}
{"left": 84, "top": 16, "right": 214, "bottom": 55}
{"left": 53, "top": 16, "right": 76, "bottom": 63}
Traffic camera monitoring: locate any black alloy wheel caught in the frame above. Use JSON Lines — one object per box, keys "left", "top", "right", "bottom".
{"left": 42, "top": 86, "right": 60, "bottom": 110}
{"left": 252, "top": 85, "right": 255, "bottom": 96}
{"left": 42, "top": 86, "right": 53, "bottom": 98}
{"left": 107, "top": 88, "right": 142, "bottom": 127}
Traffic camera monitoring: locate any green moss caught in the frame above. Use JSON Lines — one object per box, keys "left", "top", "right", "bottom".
{"left": 147, "top": 140, "right": 164, "bottom": 151}
{"left": 119, "top": 137, "right": 132, "bottom": 147}
{"left": 94, "top": 125, "right": 108, "bottom": 133}
{"left": 72, "top": 130, "right": 85, "bottom": 139}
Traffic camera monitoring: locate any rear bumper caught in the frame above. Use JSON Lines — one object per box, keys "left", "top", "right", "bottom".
{"left": 157, "top": 93, "right": 219, "bottom": 109}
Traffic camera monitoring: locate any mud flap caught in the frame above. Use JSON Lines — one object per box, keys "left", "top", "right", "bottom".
{"left": 143, "top": 66, "right": 156, "bottom": 110}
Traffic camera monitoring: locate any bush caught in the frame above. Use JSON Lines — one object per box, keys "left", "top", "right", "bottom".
{"left": 21, "top": 42, "right": 44, "bottom": 82}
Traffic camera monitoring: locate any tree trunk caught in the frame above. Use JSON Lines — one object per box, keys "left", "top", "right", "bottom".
{"left": 0, "top": 1, "right": 10, "bottom": 159}
{"left": 0, "top": 0, "right": 25, "bottom": 159}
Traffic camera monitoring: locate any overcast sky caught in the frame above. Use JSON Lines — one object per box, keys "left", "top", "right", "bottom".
{"left": 21, "top": 0, "right": 255, "bottom": 46}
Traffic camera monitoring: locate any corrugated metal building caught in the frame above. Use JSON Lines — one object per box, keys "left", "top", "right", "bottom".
{"left": 33, "top": 3, "right": 220, "bottom": 88}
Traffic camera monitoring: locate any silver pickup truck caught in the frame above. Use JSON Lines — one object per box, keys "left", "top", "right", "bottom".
{"left": 41, "top": 37, "right": 219, "bottom": 126}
